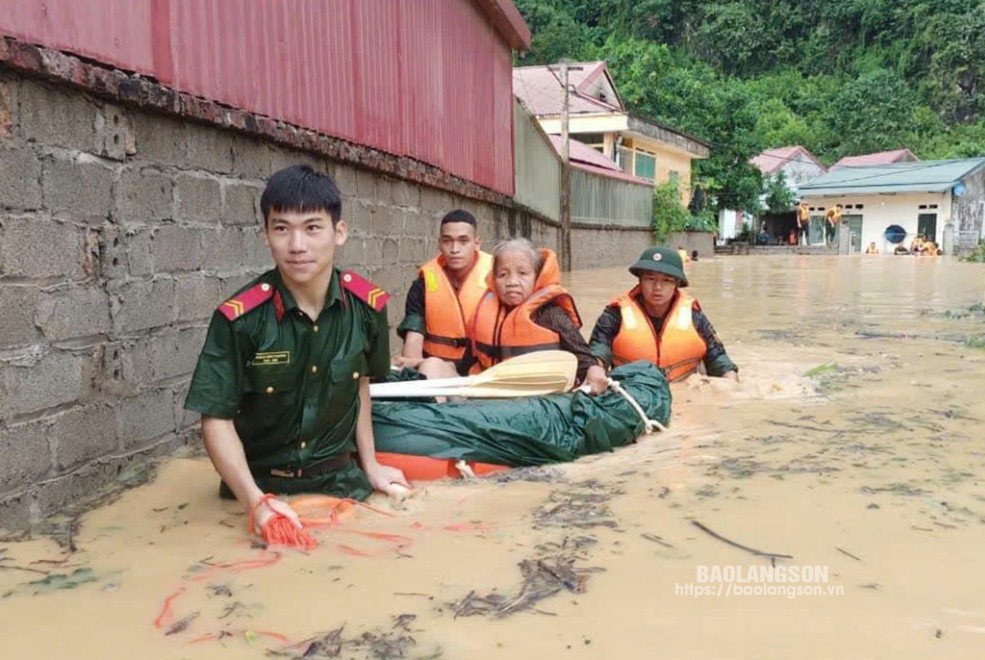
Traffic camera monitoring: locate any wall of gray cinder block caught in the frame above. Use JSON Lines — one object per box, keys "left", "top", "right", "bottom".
{"left": 0, "top": 70, "right": 568, "bottom": 530}
{"left": 570, "top": 225, "right": 654, "bottom": 270}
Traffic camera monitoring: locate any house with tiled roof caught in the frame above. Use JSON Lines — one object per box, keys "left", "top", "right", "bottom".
{"left": 513, "top": 61, "right": 710, "bottom": 202}
{"left": 750, "top": 145, "right": 826, "bottom": 188}
{"left": 830, "top": 148, "right": 918, "bottom": 170}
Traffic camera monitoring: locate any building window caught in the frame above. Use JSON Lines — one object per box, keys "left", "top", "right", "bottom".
{"left": 579, "top": 132, "right": 606, "bottom": 146}
{"left": 617, "top": 146, "right": 634, "bottom": 175}
{"left": 635, "top": 152, "right": 656, "bottom": 180}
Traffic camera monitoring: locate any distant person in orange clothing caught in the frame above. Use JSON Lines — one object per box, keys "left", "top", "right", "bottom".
{"left": 824, "top": 204, "right": 843, "bottom": 246}
{"left": 864, "top": 241, "right": 879, "bottom": 254}
{"left": 797, "top": 201, "right": 810, "bottom": 245}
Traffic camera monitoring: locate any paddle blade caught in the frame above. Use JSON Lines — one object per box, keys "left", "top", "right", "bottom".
{"left": 370, "top": 350, "right": 578, "bottom": 399}
{"left": 476, "top": 350, "right": 577, "bottom": 391}
{"left": 370, "top": 376, "right": 573, "bottom": 399}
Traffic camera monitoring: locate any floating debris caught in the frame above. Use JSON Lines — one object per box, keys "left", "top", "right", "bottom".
{"left": 268, "top": 624, "right": 420, "bottom": 659}
{"left": 531, "top": 481, "right": 623, "bottom": 531}
{"left": 488, "top": 466, "right": 564, "bottom": 484}
{"left": 27, "top": 567, "right": 98, "bottom": 592}
{"left": 450, "top": 554, "right": 594, "bottom": 619}
{"left": 691, "top": 521, "right": 793, "bottom": 564}
{"left": 165, "top": 612, "right": 199, "bottom": 636}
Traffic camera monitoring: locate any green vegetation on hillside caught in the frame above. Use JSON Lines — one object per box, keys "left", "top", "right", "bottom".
{"left": 515, "top": 0, "right": 985, "bottom": 212}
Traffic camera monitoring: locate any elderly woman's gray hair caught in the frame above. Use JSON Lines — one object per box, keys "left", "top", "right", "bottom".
{"left": 492, "top": 238, "right": 543, "bottom": 272}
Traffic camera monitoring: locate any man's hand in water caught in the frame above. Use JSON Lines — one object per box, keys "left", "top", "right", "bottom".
{"left": 585, "top": 364, "right": 610, "bottom": 395}
{"left": 250, "top": 495, "right": 303, "bottom": 534}
{"left": 364, "top": 461, "right": 410, "bottom": 496}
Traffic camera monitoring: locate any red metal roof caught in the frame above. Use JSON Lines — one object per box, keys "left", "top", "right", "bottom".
{"left": 830, "top": 148, "right": 919, "bottom": 169}
{"left": 473, "top": 0, "right": 531, "bottom": 51}
{"left": 548, "top": 136, "right": 651, "bottom": 186}
{"left": 0, "top": 0, "right": 528, "bottom": 196}
{"left": 750, "top": 145, "right": 825, "bottom": 175}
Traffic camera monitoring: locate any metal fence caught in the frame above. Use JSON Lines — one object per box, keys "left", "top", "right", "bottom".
{"left": 570, "top": 168, "right": 652, "bottom": 228}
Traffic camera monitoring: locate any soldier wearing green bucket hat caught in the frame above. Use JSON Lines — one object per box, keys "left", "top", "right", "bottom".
{"left": 586, "top": 246, "right": 737, "bottom": 387}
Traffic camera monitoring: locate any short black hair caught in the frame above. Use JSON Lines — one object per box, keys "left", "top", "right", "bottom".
{"left": 440, "top": 209, "right": 477, "bottom": 228}
{"left": 260, "top": 165, "right": 342, "bottom": 226}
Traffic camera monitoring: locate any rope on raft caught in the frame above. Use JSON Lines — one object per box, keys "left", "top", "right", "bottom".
{"left": 607, "top": 378, "right": 668, "bottom": 434}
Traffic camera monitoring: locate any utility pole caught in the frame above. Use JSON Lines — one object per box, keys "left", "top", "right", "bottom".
{"left": 554, "top": 60, "right": 588, "bottom": 271}
{"left": 559, "top": 61, "right": 572, "bottom": 271}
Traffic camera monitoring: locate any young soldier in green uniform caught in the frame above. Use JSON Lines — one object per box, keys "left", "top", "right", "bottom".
{"left": 185, "top": 165, "right": 408, "bottom": 534}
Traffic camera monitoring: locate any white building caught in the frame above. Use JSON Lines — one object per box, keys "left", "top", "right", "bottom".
{"left": 750, "top": 145, "right": 827, "bottom": 190}
{"left": 797, "top": 158, "right": 985, "bottom": 253}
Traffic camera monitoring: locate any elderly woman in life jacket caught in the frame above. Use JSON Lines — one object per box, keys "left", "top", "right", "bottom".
{"left": 417, "top": 238, "right": 607, "bottom": 393}
{"left": 587, "top": 246, "right": 738, "bottom": 387}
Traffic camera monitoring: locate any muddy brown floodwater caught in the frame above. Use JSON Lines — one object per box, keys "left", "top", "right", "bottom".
{"left": 2, "top": 255, "right": 985, "bottom": 659}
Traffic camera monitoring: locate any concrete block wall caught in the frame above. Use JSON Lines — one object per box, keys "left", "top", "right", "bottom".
{"left": 571, "top": 225, "right": 654, "bottom": 270}
{"left": 0, "top": 69, "right": 564, "bottom": 529}
{"left": 0, "top": 72, "right": 277, "bottom": 528}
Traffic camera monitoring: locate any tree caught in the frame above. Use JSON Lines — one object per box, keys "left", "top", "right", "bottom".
{"left": 764, "top": 172, "right": 797, "bottom": 214}
{"left": 651, "top": 181, "right": 692, "bottom": 240}
{"left": 827, "top": 69, "right": 919, "bottom": 156}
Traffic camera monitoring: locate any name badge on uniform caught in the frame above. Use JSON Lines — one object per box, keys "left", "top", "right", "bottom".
{"left": 252, "top": 351, "right": 291, "bottom": 366}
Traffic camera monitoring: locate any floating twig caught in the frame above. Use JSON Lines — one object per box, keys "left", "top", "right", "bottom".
{"left": 641, "top": 533, "right": 674, "bottom": 549}
{"left": 835, "top": 547, "right": 862, "bottom": 561}
{"left": 691, "top": 521, "right": 793, "bottom": 561}
{"left": 0, "top": 564, "right": 50, "bottom": 575}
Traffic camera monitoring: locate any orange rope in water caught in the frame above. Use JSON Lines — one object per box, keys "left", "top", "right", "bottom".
{"left": 154, "top": 587, "right": 186, "bottom": 629}
{"left": 249, "top": 493, "right": 318, "bottom": 550}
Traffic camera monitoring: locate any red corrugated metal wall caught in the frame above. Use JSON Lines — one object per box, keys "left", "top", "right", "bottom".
{"left": 0, "top": 0, "right": 515, "bottom": 195}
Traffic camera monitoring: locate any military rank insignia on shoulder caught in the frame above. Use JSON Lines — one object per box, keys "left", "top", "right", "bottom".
{"left": 218, "top": 282, "right": 275, "bottom": 321}
{"left": 340, "top": 270, "right": 390, "bottom": 312}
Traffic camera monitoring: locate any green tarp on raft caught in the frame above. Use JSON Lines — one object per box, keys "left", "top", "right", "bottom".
{"left": 371, "top": 361, "right": 671, "bottom": 467}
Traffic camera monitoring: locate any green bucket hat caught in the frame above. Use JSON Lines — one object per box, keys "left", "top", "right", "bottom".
{"left": 628, "top": 246, "right": 688, "bottom": 287}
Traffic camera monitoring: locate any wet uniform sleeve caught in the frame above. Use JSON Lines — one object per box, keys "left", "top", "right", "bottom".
{"left": 589, "top": 305, "right": 622, "bottom": 369}
{"left": 693, "top": 308, "right": 738, "bottom": 377}
{"left": 184, "top": 311, "right": 247, "bottom": 419}
{"left": 366, "top": 304, "right": 392, "bottom": 381}
{"left": 533, "top": 303, "right": 598, "bottom": 382}
{"left": 396, "top": 277, "right": 425, "bottom": 339}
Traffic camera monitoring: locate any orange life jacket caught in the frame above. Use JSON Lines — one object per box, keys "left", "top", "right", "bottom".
{"left": 420, "top": 251, "right": 493, "bottom": 360}
{"left": 610, "top": 287, "right": 707, "bottom": 382}
{"left": 469, "top": 249, "right": 581, "bottom": 372}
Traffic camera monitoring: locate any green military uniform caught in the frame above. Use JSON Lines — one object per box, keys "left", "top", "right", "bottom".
{"left": 184, "top": 267, "right": 391, "bottom": 500}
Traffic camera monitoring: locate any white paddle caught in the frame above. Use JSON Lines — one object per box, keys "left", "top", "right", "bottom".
{"left": 370, "top": 350, "right": 578, "bottom": 399}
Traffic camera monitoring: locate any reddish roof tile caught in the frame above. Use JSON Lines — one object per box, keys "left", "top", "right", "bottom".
{"left": 830, "top": 148, "right": 918, "bottom": 169}
{"left": 547, "top": 136, "right": 651, "bottom": 185}
{"left": 513, "top": 63, "right": 623, "bottom": 116}
{"left": 750, "top": 145, "right": 825, "bottom": 174}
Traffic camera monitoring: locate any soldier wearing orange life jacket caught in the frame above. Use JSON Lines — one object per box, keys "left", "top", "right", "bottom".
{"left": 587, "top": 246, "right": 737, "bottom": 388}
{"left": 396, "top": 210, "right": 492, "bottom": 374}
